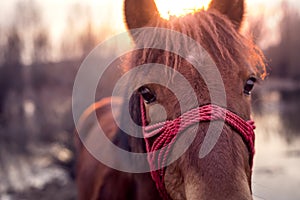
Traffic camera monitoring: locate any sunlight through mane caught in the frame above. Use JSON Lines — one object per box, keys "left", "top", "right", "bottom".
{"left": 155, "top": 0, "right": 211, "bottom": 19}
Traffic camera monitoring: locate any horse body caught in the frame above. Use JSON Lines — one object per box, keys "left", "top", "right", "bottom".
{"left": 76, "top": 97, "right": 160, "bottom": 200}
{"left": 76, "top": 0, "right": 266, "bottom": 199}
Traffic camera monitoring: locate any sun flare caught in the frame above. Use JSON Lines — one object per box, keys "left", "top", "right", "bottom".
{"left": 155, "top": 0, "right": 211, "bottom": 19}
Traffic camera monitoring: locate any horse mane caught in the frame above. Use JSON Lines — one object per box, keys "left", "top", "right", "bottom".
{"left": 123, "top": 9, "right": 266, "bottom": 79}
{"left": 119, "top": 9, "right": 267, "bottom": 153}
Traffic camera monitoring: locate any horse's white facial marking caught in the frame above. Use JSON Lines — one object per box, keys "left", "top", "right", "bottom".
{"left": 186, "top": 55, "right": 197, "bottom": 64}
{"left": 148, "top": 103, "right": 167, "bottom": 125}
{"left": 186, "top": 47, "right": 216, "bottom": 74}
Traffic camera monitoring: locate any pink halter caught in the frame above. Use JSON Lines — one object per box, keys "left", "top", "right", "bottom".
{"left": 140, "top": 96, "right": 255, "bottom": 200}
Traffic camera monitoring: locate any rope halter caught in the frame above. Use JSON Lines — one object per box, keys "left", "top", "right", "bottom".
{"left": 140, "top": 96, "right": 255, "bottom": 200}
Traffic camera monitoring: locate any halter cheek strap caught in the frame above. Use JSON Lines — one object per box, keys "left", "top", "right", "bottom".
{"left": 140, "top": 96, "right": 256, "bottom": 200}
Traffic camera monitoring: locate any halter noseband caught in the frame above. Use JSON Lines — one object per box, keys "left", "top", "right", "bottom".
{"left": 140, "top": 96, "right": 255, "bottom": 200}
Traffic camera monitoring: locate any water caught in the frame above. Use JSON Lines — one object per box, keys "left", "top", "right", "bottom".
{"left": 1, "top": 79, "right": 299, "bottom": 199}
{"left": 252, "top": 89, "right": 300, "bottom": 200}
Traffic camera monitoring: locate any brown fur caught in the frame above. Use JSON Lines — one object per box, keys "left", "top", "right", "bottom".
{"left": 76, "top": 0, "right": 266, "bottom": 199}
{"left": 75, "top": 97, "right": 161, "bottom": 200}
{"left": 209, "top": 0, "right": 245, "bottom": 29}
{"left": 75, "top": 98, "right": 135, "bottom": 200}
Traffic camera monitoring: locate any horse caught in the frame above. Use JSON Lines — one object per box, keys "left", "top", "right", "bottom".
{"left": 75, "top": 0, "right": 266, "bottom": 199}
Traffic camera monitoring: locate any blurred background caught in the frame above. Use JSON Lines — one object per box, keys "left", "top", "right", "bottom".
{"left": 0, "top": 0, "right": 299, "bottom": 199}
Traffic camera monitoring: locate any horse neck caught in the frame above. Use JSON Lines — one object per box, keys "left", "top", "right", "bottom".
{"left": 133, "top": 173, "right": 162, "bottom": 200}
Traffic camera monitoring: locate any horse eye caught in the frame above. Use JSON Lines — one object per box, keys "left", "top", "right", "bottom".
{"left": 139, "top": 86, "right": 156, "bottom": 104}
{"left": 244, "top": 77, "right": 257, "bottom": 95}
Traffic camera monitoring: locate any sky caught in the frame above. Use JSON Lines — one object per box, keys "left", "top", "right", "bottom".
{"left": 0, "top": 0, "right": 299, "bottom": 31}
{"left": 0, "top": 0, "right": 295, "bottom": 28}
{"left": 0, "top": 0, "right": 300, "bottom": 52}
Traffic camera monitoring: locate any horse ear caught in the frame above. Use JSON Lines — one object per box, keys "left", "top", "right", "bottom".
{"left": 124, "top": 0, "right": 160, "bottom": 30}
{"left": 208, "top": 0, "right": 245, "bottom": 29}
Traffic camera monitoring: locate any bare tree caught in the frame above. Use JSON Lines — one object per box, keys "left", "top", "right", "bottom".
{"left": 3, "top": 28, "right": 23, "bottom": 66}
{"left": 0, "top": 27, "right": 25, "bottom": 154}
{"left": 265, "top": 1, "right": 300, "bottom": 78}
{"left": 247, "top": 14, "right": 267, "bottom": 46}
{"left": 32, "top": 28, "right": 51, "bottom": 64}
{"left": 60, "top": 4, "right": 92, "bottom": 60}
{"left": 60, "top": 3, "right": 114, "bottom": 60}
{"left": 12, "top": 0, "right": 50, "bottom": 64}
{"left": 0, "top": 28, "right": 23, "bottom": 118}
{"left": 79, "top": 19, "right": 98, "bottom": 57}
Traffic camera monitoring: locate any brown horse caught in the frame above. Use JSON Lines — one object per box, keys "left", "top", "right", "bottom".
{"left": 76, "top": 0, "right": 266, "bottom": 199}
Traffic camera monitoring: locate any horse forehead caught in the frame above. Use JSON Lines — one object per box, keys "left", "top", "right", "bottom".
{"left": 186, "top": 52, "right": 211, "bottom": 66}
{"left": 185, "top": 50, "right": 218, "bottom": 72}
